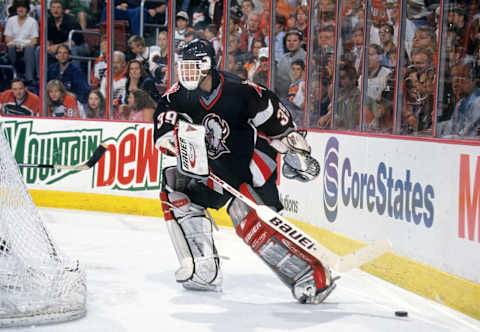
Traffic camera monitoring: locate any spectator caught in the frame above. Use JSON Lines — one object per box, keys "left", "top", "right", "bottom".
{"left": 412, "top": 25, "right": 436, "bottom": 54}
{"left": 273, "top": 14, "right": 286, "bottom": 61}
{"left": 151, "top": 30, "right": 169, "bottom": 88}
{"left": 334, "top": 63, "right": 361, "bottom": 130}
{"left": 440, "top": 63, "right": 480, "bottom": 137}
{"left": 378, "top": 23, "right": 396, "bottom": 68}
{"left": 45, "top": 0, "right": 89, "bottom": 67}
{"left": 46, "top": 79, "right": 81, "bottom": 118}
{"left": 239, "top": 0, "right": 255, "bottom": 31}
{"left": 228, "top": 32, "right": 248, "bottom": 67}
{"left": 275, "top": 28, "right": 306, "bottom": 97}
{"left": 99, "top": 0, "right": 167, "bottom": 36}
{"left": 86, "top": 89, "right": 106, "bottom": 118}
{"left": 204, "top": 24, "right": 221, "bottom": 56}
{"left": 364, "top": 43, "right": 392, "bottom": 102}
{"left": 365, "top": 97, "right": 393, "bottom": 133}
{"left": 389, "top": 1, "right": 416, "bottom": 58}
{"left": 243, "top": 38, "right": 264, "bottom": 81}
{"left": 410, "top": 45, "right": 434, "bottom": 72}
{"left": 119, "top": 88, "right": 156, "bottom": 121}
{"left": 4, "top": 0, "right": 38, "bottom": 85}
{"left": 100, "top": 50, "right": 127, "bottom": 113}
{"left": 47, "top": 44, "right": 89, "bottom": 104}
{"left": 0, "top": 78, "right": 40, "bottom": 116}
{"left": 127, "top": 34, "right": 161, "bottom": 77}
{"left": 308, "top": 69, "right": 331, "bottom": 127}
{"left": 175, "top": 11, "right": 191, "bottom": 46}
{"left": 287, "top": 59, "right": 305, "bottom": 109}
{"left": 295, "top": 5, "right": 308, "bottom": 42}
{"left": 252, "top": 46, "right": 268, "bottom": 86}
{"left": 123, "top": 59, "right": 160, "bottom": 104}
{"left": 62, "top": 0, "right": 94, "bottom": 30}
{"left": 90, "top": 36, "right": 108, "bottom": 90}
{"left": 239, "top": 12, "right": 265, "bottom": 53}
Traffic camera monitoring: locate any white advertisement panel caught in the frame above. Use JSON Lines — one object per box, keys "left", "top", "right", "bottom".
{"left": 278, "top": 132, "right": 480, "bottom": 284}
{"left": 1, "top": 118, "right": 161, "bottom": 199}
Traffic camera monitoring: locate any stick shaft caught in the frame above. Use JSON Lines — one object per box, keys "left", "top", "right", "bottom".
{"left": 17, "top": 143, "right": 107, "bottom": 171}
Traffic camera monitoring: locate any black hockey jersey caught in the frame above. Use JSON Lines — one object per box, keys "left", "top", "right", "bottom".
{"left": 153, "top": 70, "right": 295, "bottom": 188}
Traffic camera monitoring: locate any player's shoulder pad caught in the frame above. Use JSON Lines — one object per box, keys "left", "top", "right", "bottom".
{"left": 161, "top": 82, "right": 181, "bottom": 103}
{"left": 240, "top": 80, "right": 266, "bottom": 98}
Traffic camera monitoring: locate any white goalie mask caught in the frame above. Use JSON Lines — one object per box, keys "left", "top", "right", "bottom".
{"left": 178, "top": 56, "right": 212, "bottom": 90}
{"left": 178, "top": 39, "right": 216, "bottom": 90}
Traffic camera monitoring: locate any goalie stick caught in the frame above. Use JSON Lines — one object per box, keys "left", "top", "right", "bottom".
{"left": 173, "top": 121, "right": 392, "bottom": 273}
{"left": 17, "top": 143, "right": 108, "bottom": 171}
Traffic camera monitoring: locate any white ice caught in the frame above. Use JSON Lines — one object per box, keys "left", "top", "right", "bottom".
{"left": 7, "top": 208, "right": 480, "bottom": 332}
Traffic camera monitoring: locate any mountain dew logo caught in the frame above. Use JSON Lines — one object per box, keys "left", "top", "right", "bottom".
{"left": 96, "top": 125, "right": 161, "bottom": 191}
{"left": 2, "top": 120, "right": 102, "bottom": 185}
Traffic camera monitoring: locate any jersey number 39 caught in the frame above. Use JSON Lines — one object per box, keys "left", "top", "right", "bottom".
{"left": 157, "top": 110, "right": 178, "bottom": 129}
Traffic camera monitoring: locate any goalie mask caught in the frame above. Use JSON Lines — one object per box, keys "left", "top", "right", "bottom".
{"left": 178, "top": 39, "right": 216, "bottom": 90}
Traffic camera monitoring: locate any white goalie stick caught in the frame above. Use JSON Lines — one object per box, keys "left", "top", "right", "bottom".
{"left": 173, "top": 121, "right": 392, "bottom": 273}
{"left": 17, "top": 143, "right": 108, "bottom": 171}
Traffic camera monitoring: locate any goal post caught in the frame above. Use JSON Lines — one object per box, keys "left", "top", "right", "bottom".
{"left": 0, "top": 129, "right": 87, "bottom": 327}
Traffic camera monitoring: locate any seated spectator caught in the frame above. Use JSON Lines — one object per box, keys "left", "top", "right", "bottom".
{"left": 239, "top": 12, "right": 265, "bottom": 53}
{"left": 275, "top": 28, "right": 306, "bottom": 97}
{"left": 45, "top": 0, "right": 89, "bottom": 68}
{"left": 364, "top": 44, "right": 392, "bottom": 102}
{"left": 410, "top": 45, "right": 434, "bottom": 72}
{"left": 4, "top": 0, "right": 38, "bottom": 85}
{"left": 86, "top": 89, "right": 106, "bottom": 118}
{"left": 99, "top": 0, "right": 167, "bottom": 36}
{"left": 252, "top": 46, "right": 269, "bottom": 87}
{"left": 62, "top": 0, "right": 95, "bottom": 30}
{"left": 46, "top": 79, "right": 81, "bottom": 118}
{"left": 239, "top": 0, "right": 255, "bottom": 32}
{"left": 228, "top": 32, "right": 249, "bottom": 67}
{"left": 274, "top": 14, "right": 286, "bottom": 61}
{"left": 204, "top": 24, "right": 221, "bottom": 56}
{"left": 365, "top": 97, "right": 393, "bottom": 133}
{"left": 244, "top": 38, "right": 265, "bottom": 81}
{"left": 151, "top": 30, "right": 169, "bottom": 89}
{"left": 47, "top": 44, "right": 89, "bottom": 104}
{"left": 295, "top": 5, "right": 308, "bottom": 44}
{"left": 287, "top": 59, "right": 305, "bottom": 109}
{"left": 332, "top": 63, "right": 361, "bottom": 130}
{"left": 308, "top": 69, "right": 331, "bottom": 128}
{"left": 127, "top": 34, "right": 161, "bottom": 77}
{"left": 90, "top": 35, "right": 108, "bottom": 90}
{"left": 174, "top": 11, "right": 192, "bottom": 47}
{"left": 119, "top": 88, "right": 156, "bottom": 121}
{"left": 0, "top": 78, "right": 40, "bottom": 116}
{"left": 123, "top": 59, "right": 160, "bottom": 104}
{"left": 100, "top": 50, "right": 127, "bottom": 113}
{"left": 378, "top": 23, "right": 396, "bottom": 68}
{"left": 439, "top": 63, "right": 480, "bottom": 138}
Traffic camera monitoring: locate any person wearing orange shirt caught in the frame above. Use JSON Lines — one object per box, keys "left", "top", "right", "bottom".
{"left": 46, "top": 79, "right": 81, "bottom": 118}
{"left": 0, "top": 79, "right": 40, "bottom": 116}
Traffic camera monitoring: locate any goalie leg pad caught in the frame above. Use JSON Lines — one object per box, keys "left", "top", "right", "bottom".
{"left": 227, "top": 187, "right": 337, "bottom": 304}
{"left": 160, "top": 180, "right": 222, "bottom": 292}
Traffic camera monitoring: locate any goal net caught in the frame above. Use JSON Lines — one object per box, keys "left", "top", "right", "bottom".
{"left": 0, "top": 129, "right": 87, "bottom": 327}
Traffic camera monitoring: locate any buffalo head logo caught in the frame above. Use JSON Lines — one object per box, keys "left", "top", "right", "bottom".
{"left": 202, "top": 114, "right": 231, "bottom": 159}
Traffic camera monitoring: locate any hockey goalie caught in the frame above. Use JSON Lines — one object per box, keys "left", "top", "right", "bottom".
{"left": 154, "top": 39, "right": 335, "bottom": 304}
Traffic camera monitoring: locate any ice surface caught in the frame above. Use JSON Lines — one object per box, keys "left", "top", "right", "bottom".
{"left": 6, "top": 208, "right": 479, "bottom": 332}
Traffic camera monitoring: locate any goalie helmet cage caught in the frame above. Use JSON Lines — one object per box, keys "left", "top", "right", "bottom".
{"left": 0, "top": 130, "right": 87, "bottom": 327}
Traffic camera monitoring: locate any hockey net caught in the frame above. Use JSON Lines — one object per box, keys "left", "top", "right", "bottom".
{"left": 0, "top": 130, "right": 86, "bottom": 327}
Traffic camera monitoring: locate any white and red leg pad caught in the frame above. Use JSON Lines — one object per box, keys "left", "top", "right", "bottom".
{"left": 160, "top": 172, "right": 222, "bottom": 291}
{"left": 227, "top": 183, "right": 336, "bottom": 304}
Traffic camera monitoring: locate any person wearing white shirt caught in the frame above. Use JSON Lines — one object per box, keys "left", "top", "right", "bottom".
{"left": 4, "top": 0, "right": 38, "bottom": 84}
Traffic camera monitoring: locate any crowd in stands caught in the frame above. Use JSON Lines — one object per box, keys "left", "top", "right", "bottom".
{"left": 0, "top": 0, "right": 477, "bottom": 139}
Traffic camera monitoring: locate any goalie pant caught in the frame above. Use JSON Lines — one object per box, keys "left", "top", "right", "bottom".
{"left": 159, "top": 167, "right": 336, "bottom": 304}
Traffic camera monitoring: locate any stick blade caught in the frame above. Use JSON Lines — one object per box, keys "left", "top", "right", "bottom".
{"left": 335, "top": 238, "right": 392, "bottom": 273}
